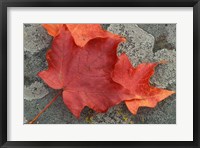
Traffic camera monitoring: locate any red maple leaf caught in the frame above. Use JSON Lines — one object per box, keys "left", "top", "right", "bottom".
{"left": 29, "top": 24, "right": 175, "bottom": 124}
{"left": 112, "top": 53, "right": 175, "bottom": 115}
{"left": 38, "top": 26, "right": 133, "bottom": 118}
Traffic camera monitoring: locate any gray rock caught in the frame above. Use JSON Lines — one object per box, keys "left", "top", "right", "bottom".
{"left": 108, "top": 24, "right": 155, "bottom": 66}
{"left": 24, "top": 49, "right": 47, "bottom": 80}
{"left": 138, "top": 24, "right": 176, "bottom": 52}
{"left": 165, "top": 25, "right": 176, "bottom": 46}
{"left": 24, "top": 24, "right": 52, "bottom": 54}
{"left": 151, "top": 49, "right": 176, "bottom": 89}
{"left": 88, "top": 103, "right": 135, "bottom": 124}
{"left": 101, "top": 24, "right": 110, "bottom": 30}
{"left": 23, "top": 117, "right": 28, "bottom": 124}
{"left": 135, "top": 95, "right": 176, "bottom": 124}
{"left": 24, "top": 81, "right": 49, "bottom": 101}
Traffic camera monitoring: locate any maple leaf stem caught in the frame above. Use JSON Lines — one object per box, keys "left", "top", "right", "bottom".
{"left": 28, "top": 91, "right": 62, "bottom": 124}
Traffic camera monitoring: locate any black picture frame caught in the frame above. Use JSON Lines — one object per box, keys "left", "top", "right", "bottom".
{"left": 0, "top": 0, "right": 199, "bottom": 147}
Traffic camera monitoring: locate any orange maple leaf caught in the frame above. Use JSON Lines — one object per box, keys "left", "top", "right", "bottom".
{"left": 112, "top": 53, "right": 175, "bottom": 115}
{"left": 42, "top": 24, "right": 125, "bottom": 47}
